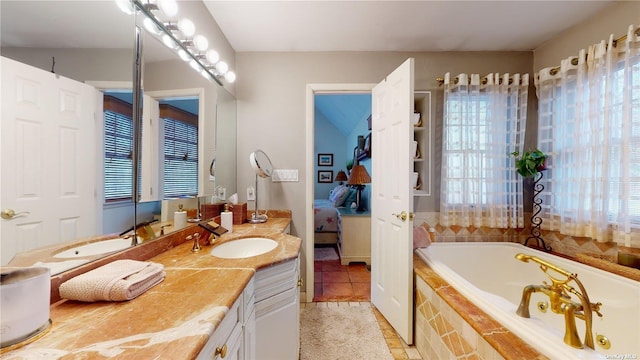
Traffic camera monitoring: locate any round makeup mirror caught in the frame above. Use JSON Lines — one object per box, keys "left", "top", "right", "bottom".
{"left": 249, "top": 150, "right": 273, "bottom": 223}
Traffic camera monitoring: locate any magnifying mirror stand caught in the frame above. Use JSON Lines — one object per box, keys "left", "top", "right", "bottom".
{"left": 249, "top": 174, "right": 268, "bottom": 223}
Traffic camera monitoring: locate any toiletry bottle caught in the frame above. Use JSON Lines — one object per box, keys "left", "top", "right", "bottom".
{"left": 174, "top": 204, "right": 187, "bottom": 230}
{"left": 221, "top": 204, "right": 233, "bottom": 233}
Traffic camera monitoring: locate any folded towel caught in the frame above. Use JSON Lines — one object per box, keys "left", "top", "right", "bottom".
{"left": 59, "top": 259, "right": 166, "bottom": 302}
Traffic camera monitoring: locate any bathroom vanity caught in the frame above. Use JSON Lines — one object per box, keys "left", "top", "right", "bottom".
{"left": 1, "top": 216, "right": 301, "bottom": 359}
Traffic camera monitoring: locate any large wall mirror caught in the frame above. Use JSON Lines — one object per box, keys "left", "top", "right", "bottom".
{"left": 0, "top": 0, "right": 237, "bottom": 273}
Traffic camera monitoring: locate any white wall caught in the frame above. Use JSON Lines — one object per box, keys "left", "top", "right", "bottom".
{"left": 534, "top": 1, "right": 640, "bottom": 72}
{"left": 235, "top": 51, "right": 535, "bottom": 282}
{"left": 314, "top": 110, "right": 347, "bottom": 199}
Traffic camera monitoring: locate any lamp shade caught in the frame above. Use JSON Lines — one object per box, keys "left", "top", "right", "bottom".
{"left": 347, "top": 165, "right": 371, "bottom": 185}
{"left": 335, "top": 170, "right": 348, "bottom": 182}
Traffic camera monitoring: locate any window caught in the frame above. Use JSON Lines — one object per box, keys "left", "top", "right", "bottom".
{"left": 443, "top": 95, "right": 490, "bottom": 205}
{"left": 440, "top": 73, "right": 529, "bottom": 229}
{"left": 536, "top": 34, "right": 640, "bottom": 242}
{"left": 160, "top": 104, "right": 198, "bottom": 198}
{"left": 104, "top": 95, "right": 134, "bottom": 202}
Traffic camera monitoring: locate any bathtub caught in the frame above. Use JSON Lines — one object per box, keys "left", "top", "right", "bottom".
{"left": 415, "top": 242, "right": 639, "bottom": 360}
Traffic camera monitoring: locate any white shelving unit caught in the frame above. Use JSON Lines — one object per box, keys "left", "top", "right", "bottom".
{"left": 413, "top": 91, "right": 432, "bottom": 196}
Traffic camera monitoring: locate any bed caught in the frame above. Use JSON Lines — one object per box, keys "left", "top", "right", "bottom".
{"left": 314, "top": 185, "right": 357, "bottom": 245}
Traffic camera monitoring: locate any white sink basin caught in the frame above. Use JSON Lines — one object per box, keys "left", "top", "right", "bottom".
{"left": 211, "top": 237, "right": 278, "bottom": 259}
{"left": 53, "top": 238, "right": 132, "bottom": 259}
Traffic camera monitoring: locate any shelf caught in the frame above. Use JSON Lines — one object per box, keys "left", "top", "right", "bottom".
{"left": 413, "top": 91, "right": 432, "bottom": 197}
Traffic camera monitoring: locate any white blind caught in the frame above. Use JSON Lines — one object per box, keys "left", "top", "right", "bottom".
{"left": 104, "top": 110, "right": 133, "bottom": 202}
{"left": 163, "top": 117, "right": 198, "bottom": 198}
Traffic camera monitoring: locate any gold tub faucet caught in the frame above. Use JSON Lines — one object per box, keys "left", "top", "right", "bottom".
{"left": 515, "top": 253, "right": 603, "bottom": 349}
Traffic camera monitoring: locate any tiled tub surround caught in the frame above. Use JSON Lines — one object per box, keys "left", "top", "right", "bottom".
{"left": 415, "top": 212, "right": 640, "bottom": 261}
{"left": 414, "top": 243, "right": 640, "bottom": 360}
{"left": 2, "top": 213, "right": 301, "bottom": 358}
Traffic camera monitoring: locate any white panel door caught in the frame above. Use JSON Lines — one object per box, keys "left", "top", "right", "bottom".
{"left": 140, "top": 95, "right": 161, "bottom": 202}
{"left": 1, "top": 57, "right": 98, "bottom": 264}
{"left": 371, "top": 58, "right": 414, "bottom": 344}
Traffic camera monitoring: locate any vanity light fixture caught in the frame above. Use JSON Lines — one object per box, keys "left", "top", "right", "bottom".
{"left": 157, "top": 0, "right": 178, "bottom": 18}
{"left": 162, "top": 33, "right": 178, "bottom": 49}
{"left": 116, "top": 0, "right": 135, "bottom": 14}
{"left": 121, "top": 0, "right": 237, "bottom": 85}
{"left": 143, "top": 17, "right": 161, "bottom": 35}
{"left": 216, "top": 61, "right": 229, "bottom": 75}
{"left": 193, "top": 34, "right": 209, "bottom": 52}
{"left": 178, "top": 49, "right": 191, "bottom": 62}
{"left": 177, "top": 18, "right": 195, "bottom": 37}
{"left": 206, "top": 49, "right": 220, "bottom": 64}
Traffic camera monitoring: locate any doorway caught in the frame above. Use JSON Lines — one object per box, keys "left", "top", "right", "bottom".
{"left": 304, "top": 83, "right": 374, "bottom": 302}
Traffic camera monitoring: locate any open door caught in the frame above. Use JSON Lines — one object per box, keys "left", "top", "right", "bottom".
{"left": 370, "top": 58, "right": 415, "bottom": 344}
{"left": 1, "top": 57, "right": 99, "bottom": 264}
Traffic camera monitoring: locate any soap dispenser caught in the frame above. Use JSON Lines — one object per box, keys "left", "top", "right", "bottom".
{"left": 221, "top": 204, "right": 233, "bottom": 233}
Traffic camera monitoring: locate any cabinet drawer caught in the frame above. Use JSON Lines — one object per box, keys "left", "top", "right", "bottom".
{"left": 254, "top": 258, "right": 299, "bottom": 303}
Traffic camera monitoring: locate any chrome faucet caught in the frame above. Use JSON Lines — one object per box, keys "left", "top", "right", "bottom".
{"left": 515, "top": 253, "right": 603, "bottom": 349}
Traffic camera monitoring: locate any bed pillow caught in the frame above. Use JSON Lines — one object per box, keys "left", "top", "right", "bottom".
{"left": 329, "top": 185, "right": 350, "bottom": 207}
{"left": 343, "top": 188, "right": 358, "bottom": 207}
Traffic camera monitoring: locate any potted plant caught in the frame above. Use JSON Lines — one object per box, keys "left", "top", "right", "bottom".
{"left": 346, "top": 159, "right": 354, "bottom": 174}
{"left": 511, "top": 149, "right": 547, "bottom": 178}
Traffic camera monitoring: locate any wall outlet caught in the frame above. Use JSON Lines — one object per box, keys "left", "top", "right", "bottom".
{"left": 247, "top": 186, "right": 255, "bottom": 201}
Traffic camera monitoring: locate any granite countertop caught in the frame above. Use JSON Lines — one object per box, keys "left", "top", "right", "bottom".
{"left": 2, "top": 217, "right": 301, "bottom": 359}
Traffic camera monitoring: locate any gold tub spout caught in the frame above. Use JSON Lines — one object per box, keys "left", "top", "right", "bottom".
{"left": 515, "top": 253, "right": 603, "bottom": 350}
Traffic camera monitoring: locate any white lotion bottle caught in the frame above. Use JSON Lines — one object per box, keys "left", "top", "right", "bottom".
{"left": 221, "top": 204, "right": 233, "bottom": 233}
{"left": 174, "top": 204, "right": 187, "bottom": 230}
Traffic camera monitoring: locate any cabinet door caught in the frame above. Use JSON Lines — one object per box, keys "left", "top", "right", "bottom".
{"left": 255, "top": 287, "right": 299, "bottom": 360}
{"left": 244, "top": 308, "right": 256, "bottom": 360}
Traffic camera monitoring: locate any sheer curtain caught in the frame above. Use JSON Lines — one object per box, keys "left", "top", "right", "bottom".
{"left": 440, "top": 72, "right": 529, "bottom": 228}
{"left": 535, "top": 25, "right": 640, "bottom": 245}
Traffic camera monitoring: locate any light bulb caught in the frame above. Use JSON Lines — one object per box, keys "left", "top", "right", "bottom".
{"left": 178, "top": 18, "right": 195, "bottom": 37}
{"left": 178, "top": 49, "right": 191, "bottom": 62}
{"left": 157, "top": 0, "right": 178, "bottom": 18}
{"left": 205, "top": 49, "right": 220, "bottom": 64}
{"left": 224, "top": 71, "right": 236, "bottom": 83}
{"left": 193, "top": 34, "right": 208, "bottom": 52}
{"left": 189, "top": 59, "right": 201, "bottom": 71}
{"left": 201, "top": 71, "right": 213, "bottom": 81}
{"left": 162, "top": 34, "right": 178, "bottom": 49}
{"left": 115, "top": 0, "right": 134, "bottom": 14}
{"left": 143, "top": 18, "right": 161, "bottom": 35}
{"left": 216, "top": 61, "right": 229, "bottom": 75}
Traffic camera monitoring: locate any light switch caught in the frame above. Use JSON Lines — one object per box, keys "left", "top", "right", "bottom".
{"left": 272, "top": 169, "right": 299, "bottom": 182}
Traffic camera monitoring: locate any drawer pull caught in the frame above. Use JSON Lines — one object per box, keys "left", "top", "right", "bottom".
{"left": 215, "top": 344, "right": 227, "bottom": 358}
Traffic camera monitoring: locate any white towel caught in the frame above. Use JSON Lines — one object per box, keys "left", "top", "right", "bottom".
{"left": 59, "top": 260, "right": 166, "bottom": 302}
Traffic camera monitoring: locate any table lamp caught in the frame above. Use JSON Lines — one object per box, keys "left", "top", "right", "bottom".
{"left": 347, "top": 165, "right": 371, "bottom": 212}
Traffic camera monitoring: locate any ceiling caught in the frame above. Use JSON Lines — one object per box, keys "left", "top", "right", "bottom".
{"left": 315, "top": 94, "right": 372, "bottom": 137}
{"left": 203, "top": 1, "right": 616, "bottom": 52}
{"left": 1, "top": 1, "right": 618, "bottom": 136}
{"left": 202, "top": 0, "right": 616, "bottom": 135}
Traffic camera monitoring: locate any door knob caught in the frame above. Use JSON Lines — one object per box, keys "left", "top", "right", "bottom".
{"left": 392, "top": 211, "right": 415, "bottom": 222}
{"left": 1, "top": 209, "right": 30, "bottom": 220}
{"left": 393, "top": 211, "right": 408, "bottom": 221}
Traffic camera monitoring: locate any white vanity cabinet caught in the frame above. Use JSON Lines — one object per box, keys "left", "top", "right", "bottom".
{"left": 254, "top": 256, "right": 300, "bottom": 359}
{"left": 197, "top": 278, "right": 255, "bottom": 360}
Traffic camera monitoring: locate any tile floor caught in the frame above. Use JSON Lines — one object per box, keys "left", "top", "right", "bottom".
{"left": 312, "top": 246, "right": 422, "bottom": 360}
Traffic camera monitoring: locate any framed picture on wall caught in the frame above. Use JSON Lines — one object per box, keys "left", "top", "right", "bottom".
{"left": 318, "top": 153, "right": 333, "bottom": 166}
{"left": 318, "top": 170, "right": 334, "bottom": 183}
{"left": 363, "top": 132, "right": 371, "bottom": 157}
